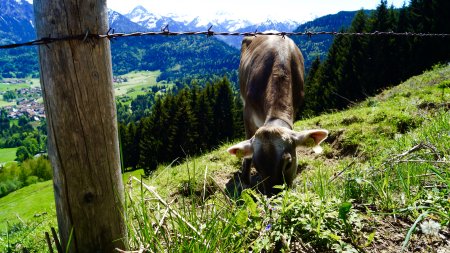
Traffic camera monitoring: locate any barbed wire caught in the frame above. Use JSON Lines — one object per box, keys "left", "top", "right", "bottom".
{"left": 1, "top": 26, "right": 450, "bottom": 49}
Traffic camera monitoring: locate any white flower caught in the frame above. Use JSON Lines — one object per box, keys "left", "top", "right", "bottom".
{"left": 420, "top": 219, "right": 441, "bottom": 236}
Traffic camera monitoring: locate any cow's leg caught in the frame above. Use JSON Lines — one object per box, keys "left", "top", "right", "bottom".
{"left": 241, "top": 108, "right": 256, "bottom": 186}
{"left": 241, "top": 158, "right": 252, "bottom": 185}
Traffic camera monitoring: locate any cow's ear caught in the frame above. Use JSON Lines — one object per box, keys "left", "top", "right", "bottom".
{"left": 241, "top": 36, "right": 254, "bottom": 53}
{"left": 227, "top": 139, "right": 253, "bottom": 159}
{"left": 292, "top": 129, "right": 328, "bottom": 154}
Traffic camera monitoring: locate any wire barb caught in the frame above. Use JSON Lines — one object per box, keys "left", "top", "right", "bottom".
{"left": 82, "top": 29, "right": 90, "bottom": 42}
{"left": 161, "top": 24, "right": 169, "bottom": 34}
{"left": 207, "top": 25, "right": 214, "bottom": 37}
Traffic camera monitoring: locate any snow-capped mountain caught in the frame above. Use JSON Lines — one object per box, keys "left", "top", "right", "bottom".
{"left": 0, "top": 0, "right": 35, "bottom": 43}
{"left": 122, "top": 6, "right": 301, "bottom": 48}
{"left": 185, "top": 13, "right": 254, "bottom": 32}
{"left": 220, "top": 19, "right": 302, "bottom": 48}
{"left": 125, "top": 6, "right": 190, "bottom": 31}
{"left": 108, "top": 9, "right": 149, "bottom": 33}
{"left": 125, "top": 6, "right": 300, "bottom": 32}
{"left": 127, "top": 5, "right": 161, "bottom": 24}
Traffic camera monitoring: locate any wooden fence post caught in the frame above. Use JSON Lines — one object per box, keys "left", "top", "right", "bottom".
{"left": 33, "top": 0, "right": 127, "bottom": 251}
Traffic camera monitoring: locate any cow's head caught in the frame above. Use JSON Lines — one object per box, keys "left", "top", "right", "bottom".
{"left": 227, "top": 126, "right": 328, "bottom": 194}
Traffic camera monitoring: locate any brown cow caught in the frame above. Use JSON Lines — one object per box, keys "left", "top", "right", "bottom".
{"left": 227, "top": 35, "right": 328, "bottom": 195}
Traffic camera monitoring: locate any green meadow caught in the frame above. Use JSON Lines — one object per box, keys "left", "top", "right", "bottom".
{"left": 113, "top": 70, "right": 175, "bottom": 99}
{"left": 0, "top": 148, "right": 17, "bottom": 163}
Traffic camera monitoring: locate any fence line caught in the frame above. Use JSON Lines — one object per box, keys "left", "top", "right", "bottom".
{"left": 1, "top": 27, "right": 450, "bottom": 49}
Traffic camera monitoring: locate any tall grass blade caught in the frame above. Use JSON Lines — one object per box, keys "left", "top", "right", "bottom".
{"left": 401, "top": 211, "right": 429, "bottom": 252}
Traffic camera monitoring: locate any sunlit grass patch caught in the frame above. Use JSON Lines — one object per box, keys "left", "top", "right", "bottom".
{"left": 0, "top": 148, "right": 17, "bottom": 163}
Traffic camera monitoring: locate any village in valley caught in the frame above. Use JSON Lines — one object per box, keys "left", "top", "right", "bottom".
{"left": 0, "top": 77, "right": 132, "bottom": 121}
{"left": 0, "top": 79, "right": 46, "bottom": 121}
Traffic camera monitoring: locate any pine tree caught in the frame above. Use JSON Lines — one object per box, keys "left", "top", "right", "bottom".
{"left": 335, "top": 10, "right": 370, "bottom": 105}
{"left": 0, "top": 109, "right": 9, "bottom": 130}
{"left": 139, "top": 99, "right": 165, "bottom": 173}
{"left": 118, "top": 123, "right": 129, "bottom": 169}
{"left": 394, "top": 4, "right": 414, "bottom": 80}
{"left": 232, "top": 93, "right": 244, "bottom": 139}
{"left": 302, "top": 56, "right": 321, "bottom": 117}
{"left": 195, "top": 86, "right": 214, "bottom": 150}
{"left": 204, "top": 82, "right": 218, "bottom": 146}
{"left": 127, "top": 122, "right": 140, "bottom": 170}
{"left": 366, "top": 0, "right": 397, "bottom": 91}
{"left": 212, "top": 77, "right": 235, "bottom": 144}
{"left": 170, "top": 89, "right": 199, "bottom": 158}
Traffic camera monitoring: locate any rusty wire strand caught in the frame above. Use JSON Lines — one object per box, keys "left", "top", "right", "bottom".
{"left": 1, "top": 29, "right": 450, "bottom": 49}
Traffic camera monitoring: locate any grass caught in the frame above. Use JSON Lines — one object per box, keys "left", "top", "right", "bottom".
{"left": 0, "top": 148, "right": 17, "bottom": 163}
{"left": 0, "top": 181, "right": 54, "bottom": 231}
{"left": 113, "top": 70, "right": 175, "bottom": 100}
{"left": 1, "top": 65, "right": 450, "bottom": 252}
{"left": 0, "top": 83, "right": 30, "bottom": 93}
{"left": 0, "top": 169, "right": 148, "bottom": 252}
{"left": 0, "top": 100, "right": 15, "bottom": 107}
{"left": 0, "top": 181, "right": 55, "bottom": 252}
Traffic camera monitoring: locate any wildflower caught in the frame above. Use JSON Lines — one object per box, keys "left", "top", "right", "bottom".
{"left": 268, "top": 204, "right": 278, "bottom": 212}
{"left": 420, "top": 219, "right": 441, "bottom": 236}
{"left": 265, "top": 224, "right": 272, "bottom": 231}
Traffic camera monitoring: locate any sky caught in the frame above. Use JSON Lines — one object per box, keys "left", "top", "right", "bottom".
{"left": 106, "top": 0, "right": 408, "bottom": 23}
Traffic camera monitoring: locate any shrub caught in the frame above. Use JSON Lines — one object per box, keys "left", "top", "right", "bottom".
{"left": 0, "top": 179, "right": 22, "bottom": 197}
{"left": 25, "top": 176, "right": 39, "bottom": 186}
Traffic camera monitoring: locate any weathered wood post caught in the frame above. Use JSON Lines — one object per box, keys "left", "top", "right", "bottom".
{"left": 33, "top": 0, "right": 126, "bottom": 251}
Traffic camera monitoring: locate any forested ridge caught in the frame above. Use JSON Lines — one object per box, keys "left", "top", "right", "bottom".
{"left": 118, "top": 77, "right": 244, "bottom": 173}
{"left": 292, "top": 10, "right": 368, "bottom": 72}
{"left": 301, "top": 0, "right": 450, "bottom": 116}
{"left": 111, "top": 36, "right": 240, "bottom": 85}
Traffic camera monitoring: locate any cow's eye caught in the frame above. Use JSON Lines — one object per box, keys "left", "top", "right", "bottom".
{"left": 283, "top": 153, "right": 292, "bottom": 168}
{"left": 283, "top": 153, "right": 292, "bottom": 163}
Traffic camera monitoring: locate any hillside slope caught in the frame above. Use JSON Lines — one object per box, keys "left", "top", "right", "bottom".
{"left": 127, "top": 64, "right": 450, "bottom": 252}
{"left": 1, "top": 65, "right": 449, "bottom": 252}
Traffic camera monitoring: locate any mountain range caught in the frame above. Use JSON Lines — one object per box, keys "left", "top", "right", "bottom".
{"left": 0, "top": 0, "right": 358, "bottom": 83}
{"left": 113, "top": 5, "right": 302, "bottom": 49}
{"left": 0, "top": 0, "right": 35, "bottom": 44}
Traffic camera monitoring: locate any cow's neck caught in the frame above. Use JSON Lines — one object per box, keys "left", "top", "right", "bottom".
{"left": 264, "top": 117, "right": 293, "bottom": 130}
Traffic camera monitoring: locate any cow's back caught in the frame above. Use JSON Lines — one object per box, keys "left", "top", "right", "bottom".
{"left": 239, "top": 36, "right": 305, "bottom": 137}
